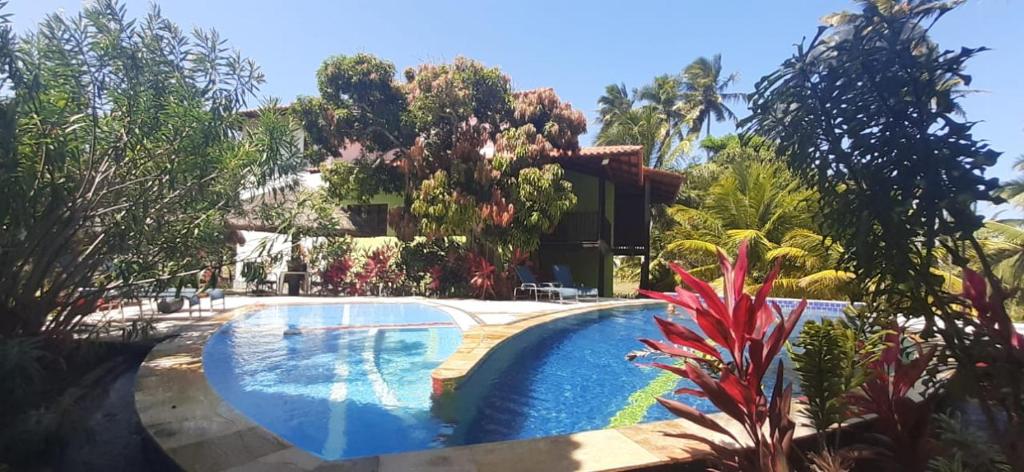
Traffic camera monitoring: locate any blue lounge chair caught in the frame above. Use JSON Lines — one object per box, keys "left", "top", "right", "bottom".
{"left": 552, "top": 265, "right": 599, "bottom": 301}
{"left": 513, "top": 266, "right": 578, "bottom": 302}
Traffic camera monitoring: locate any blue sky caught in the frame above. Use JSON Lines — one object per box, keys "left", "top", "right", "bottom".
{"left": 11, "top": 0, "right": 1024, "bottom": 214}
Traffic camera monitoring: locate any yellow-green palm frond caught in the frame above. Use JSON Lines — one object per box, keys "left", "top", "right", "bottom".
{"left": 798, "top": 270, "right": 855, "bottom": 296}
{"left": 664, "top": 239, "right": 722, "bottom": 257}
{"left": 932, "top": 267, "right": 963, "bottom": 294}
{"left": 765, "top": 246, "right": 809, "bottom": 261}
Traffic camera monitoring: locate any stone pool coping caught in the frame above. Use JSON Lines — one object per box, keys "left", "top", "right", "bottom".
{"left": 135, "top": 298, "right": 821, "bottom": 472}
{"left": 430, "top": 299, "right": 660, "bottom": 395}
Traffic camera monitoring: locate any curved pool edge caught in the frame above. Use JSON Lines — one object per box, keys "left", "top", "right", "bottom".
{"left": 134, "top": 298, "right": 832, "bottom": 472}
{"left": 429, "top": 299, "right": 663, "bottom": 396}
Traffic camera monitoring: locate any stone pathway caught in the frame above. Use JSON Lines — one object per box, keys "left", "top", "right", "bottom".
{"left": 76, "top": 294, "right": 616, "bottom": 341}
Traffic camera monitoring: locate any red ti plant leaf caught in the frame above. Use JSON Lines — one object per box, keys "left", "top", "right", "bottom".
{"left": 636, "top": 239, "right": 803, "bottom": 471}
{"left": 847, "top": 331, "right": 937, "bottom": 472}
{"left": 651, "top": 316, "right": 723, "bottom": 362}
{"left": 656, "top": 397, "right": 740, "bottom": 444}
{"left": 962, "top": 268, "right": 1024, "bottom": 353}
{"left": 466, "top": 252, "right": 496, "bottom": 299}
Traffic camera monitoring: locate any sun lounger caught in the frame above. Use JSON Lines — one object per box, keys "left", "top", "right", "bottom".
{"left": 552, "top": 265, "right": 599, "bottom": 301}
{"left": 513, "top": 266, "right": 579, "bottom": 302}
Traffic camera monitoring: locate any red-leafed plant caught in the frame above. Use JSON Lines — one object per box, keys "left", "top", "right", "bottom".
{"left": 962, "top": 268, "right": 1024, "bottom": 356}
{"left": 467, "top": 252, "right": 497, "bottom": 299}
{"left": 638, "top": 241, "right": 804, "bottom": 471}
{"left": 321, "top": 257, "right": 354, "bottom": 295}
{"left": 959, "top": 268, "right": 1024, "bottom": 467}
{"left": 352, "top": 246, "right": 403, "bottom": 296}
{"left": 846, "top": 331, "right": 937, "bottom": 472}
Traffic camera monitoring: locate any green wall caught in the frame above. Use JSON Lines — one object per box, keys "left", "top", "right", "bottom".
{"left": 542, "top": 169, "right": 616, "bottom": 296}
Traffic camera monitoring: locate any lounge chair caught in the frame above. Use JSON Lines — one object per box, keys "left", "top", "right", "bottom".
{"left": 513, "top": 266, "right": 579, "bottom": 302}
{"left": 552, "top": 265, "right": 599, "bottom": 301}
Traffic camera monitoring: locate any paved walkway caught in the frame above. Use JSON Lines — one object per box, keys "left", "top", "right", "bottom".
{"left": 76, "top": 294, "right": 620, "bottom": 341}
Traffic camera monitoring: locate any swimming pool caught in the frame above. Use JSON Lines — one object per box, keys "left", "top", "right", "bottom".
{"left": 202, "top": 303, "right": 463, "bottom": 460}
{"left": 202, "top": 301, "right": 841, "bottom": 461}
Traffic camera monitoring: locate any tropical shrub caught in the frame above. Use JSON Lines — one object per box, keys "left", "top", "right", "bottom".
{"left": 637, "top": 241, "right": 804, "bottom": 471}
{"left": 790, "top": 319, "right": 878, "bottom": 439}
{"left": 466, "top": 252, "right": 497, "bottom": 299}
{"left": 0, "top": 1, "right": 302, "bottom": 338}
{"left": 928, "top": 412, "right": 1011, "bottom": 472}
{"left": 351, "top": 245, "right": 404, "bottom": 296}
{"left": 320, "top": 257, "right": 355, "bottom": 295}
{"left": 397, "top": 238, "right": 463, "bottom": 294}
{"left": 952, "top": 269, "right": 1024, "bottom": 464}
{"left": 743, "top": 0, "right": 1000, "bottom": 353}
{"left": 645, "top": 137, "right": 856, "bottom": 299}
{"left": 743, "top": 0, "right": 1024, "bottom": 465}
{"left": 310, "top": 237, "right": 354, "bottom": 271}
{"left": 847, "top": 330, "right": 938, "bottom": 472}
{"left": 300, "top": 55, "right": 584, "bottom": 279}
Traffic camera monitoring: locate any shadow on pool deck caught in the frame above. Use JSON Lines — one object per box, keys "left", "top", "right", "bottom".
{"left": 56, "top": 350, "right": 180, "bottom": 472}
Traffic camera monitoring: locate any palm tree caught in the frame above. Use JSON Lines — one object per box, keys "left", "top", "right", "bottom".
{"left": 595, "top": 81, "right": 691, "bottom": 169}
{"left": 998, "top": 155, "right": 1024, "bottom": 207}
{"left": 596, "top": 83, "right": 634, "bottom": 124}
{"left": 682, "top": 54, "right": 745, "bottom": 138}
{"left": 766, "top": 229, "right": 855, "bottom": 299}
{"left": 661, "top": 159, "right": 815, "bottom": 281}
{"left": 638, "top": 75, "right": 689, "bottom": 168}
{"left": 596, "top": 106, "right": 665, "bottom": 165}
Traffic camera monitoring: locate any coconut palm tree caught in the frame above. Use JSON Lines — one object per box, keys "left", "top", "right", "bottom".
{"left": 766, "top": 229, "right": 856, "bottom": 299}
{"left": 595, "top": 81, "right": 691, "bottom": 169}
{"left": 596, "top": 106, "right": 665, "bottom": 165}
{"left": 998, "top": 155, "right": 1024, "bottom": 208}
{"left": 596, "top": 83, "right": 634, "bottom": 124}
{"left": 682, "top": 54, "right": 745, "bottom": 138}
{"left": 661, "top": 159, "right": 815, "bottom": 281}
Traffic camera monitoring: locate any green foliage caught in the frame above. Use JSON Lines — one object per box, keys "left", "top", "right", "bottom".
{"left": 309, "top": 237, "right": 354, "bottom": 270}
{"left": 0, "top": 1, "right": 303, "bottom": 337}
{"left": 977, "top": 158, "right": 1024, "bottom": 320}
{"left": 790, "top": 319, "right": 877, "bottom": 436}
{"left": 742, "top": 0, "right": 1001, "bottom": 334}
{"left": 928, "top": 412, "right": 1011, "bottom": 472}
{"left": 321, "top": 159, "right": 403, "bottom": 203}
{"left": 397, "top": 238, "right": 464, "bottom": 294}
{"left": 595, "top": 76, "right": 690, "bottom": 169}
{"left": 659, "top": 143, "right": 823, "bottom": 285}
{"left": 0, "top": 337, "right": 53, "bottom": 409}
{"left": 745, "top": 3, "right": 1024, "bottom": 465}
{"left": 595, "top": 54, "right": 743, "bottom": 168}
{"left": 682, "top": 54, "right": 745, "bottom": 138}
{"left": 411, "top": 170, "right": 480, "bottom": 238}
{"left": 506, "top": 165, "right": 577, "bottom": 254}
{"left": 301, "top": 54, "right": 587, "bottom": 277}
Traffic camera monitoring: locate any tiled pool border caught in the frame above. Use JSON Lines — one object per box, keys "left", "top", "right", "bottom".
{"left": 135, "top": 297, "right": 843, "bottom": 472}
{"left": 430, "top": 296, "right": 853, "bottom": 395}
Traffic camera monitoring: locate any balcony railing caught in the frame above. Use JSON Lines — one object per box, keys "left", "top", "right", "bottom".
{"left": 541, "top": 211, "right": 611, "bottom": 244}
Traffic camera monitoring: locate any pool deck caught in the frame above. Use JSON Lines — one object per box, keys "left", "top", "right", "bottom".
{"left": 131, "top": 296, "right": 819, "bottom": 471}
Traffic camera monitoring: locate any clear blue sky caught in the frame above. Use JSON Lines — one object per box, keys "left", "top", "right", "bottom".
{"left": 11, "top": 0, "right": 1024, "bottom": 214}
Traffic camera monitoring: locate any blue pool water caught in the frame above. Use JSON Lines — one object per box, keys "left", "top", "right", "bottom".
{"left": 202, "top": 303, "right": 462, "bottom": 459}
{"left": 202, "top": 301, "right": 839, "bottom": 460}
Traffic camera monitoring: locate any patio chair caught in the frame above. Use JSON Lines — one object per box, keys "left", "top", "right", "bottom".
{"left": 552, "top": 265, "right": 599, "bottom": 301}
{"left": 513, "top": 266, "right": 578, "bottom": 302}
{"left": 208, "top": 288, "right": 226, "bottom": 310}
{"left": 154, "top": 288, "right": 203, "bottom": 317}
